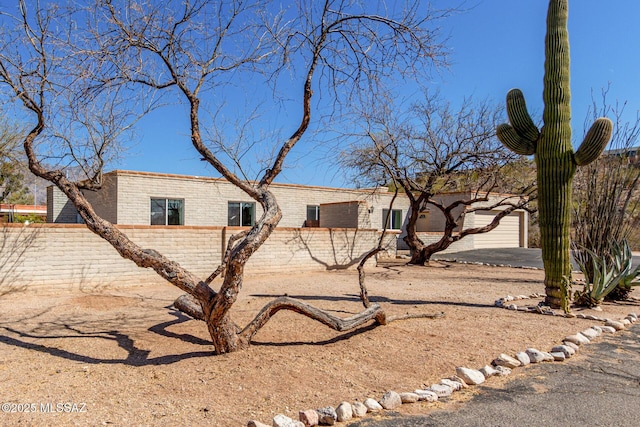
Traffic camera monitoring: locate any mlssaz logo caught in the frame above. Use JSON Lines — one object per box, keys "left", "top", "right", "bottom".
{"left": 40, "top": 402, "right": 87, "bottom": 413}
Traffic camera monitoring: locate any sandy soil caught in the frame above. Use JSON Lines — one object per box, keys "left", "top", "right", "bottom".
{"left": 0, "top": 262, "right": 637, "bottom": 426}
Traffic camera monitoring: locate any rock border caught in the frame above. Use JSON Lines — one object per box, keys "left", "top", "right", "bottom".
{"left": 248, "top": 307, "right": 638, "bottom": 426}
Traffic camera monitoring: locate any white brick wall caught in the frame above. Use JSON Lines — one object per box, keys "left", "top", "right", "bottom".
{"left": 0, "top": 223, "right": 395, "bottom": 290}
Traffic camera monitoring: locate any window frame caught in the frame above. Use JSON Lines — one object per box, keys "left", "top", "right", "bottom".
{"left": 150, "top": 198, "right": 184, "bottom": 226}
{"left": 306, "top": 205, "right": 320, "bottom": 222}
{"left": 382, "top": 208, "right": 403, "bottom": 230}
{"left": 228, "top": 201, "right": 256, "bottom": 227}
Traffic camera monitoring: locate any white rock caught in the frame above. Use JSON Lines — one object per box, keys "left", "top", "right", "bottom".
{"left": 586, "top": 315, "right": 600, "bottom": 320}
{"left": 379, "top": 391, "right": 402, "bottom": 410}
{"left": 455, "top": 367, "right": 486, "bottom": 385}
{"left": 480, "top": 365, "right": 498, "bottom": 378}
{"left": 621, "top": 318, "right": 631, "bottom": 326}
{"left": 580, "top": 328, "right": 599, "bottom": 340}
{"left": 625, "top": 315, "right": 637, "bottom": 323}
{"left": 273, "top": 414, "right": 305, "bottom": 427}
{"left": 542, "top": 352, "right": 555, "bottom": 362}
{"left": 494, "top": 366, "right": 512, "bottom": 376}
{"left": 563, "top": 341, "right": 579, "bottom": 352}
{"left": 590, "top": 326, "right": 603, "bottom": 336}
{"left": 449, "top": 375, "right": 469, "bottom": 388}
{"left": 363, "top": 398, "right": 382, "bottom": 412}
{"left": 552, "top": 345, "right": 575, "bottom": 357}
{"left": 335, "top": 402, "right": 353, "bottom": 423}
{"left": 551, "top": 352, "right": 566, "bottom": 361}
{"left": 414, "top": 389, "right": 438, "bottom": 402}
{"left": 525, "top": 348, "right": 546, "bottom": 363}
{"left": 515, "top": 351, "right": 530, "bottom": 366}
{"left": 563, "top": 334, "right": 589, "bottom": 346}
{"left": 605, "top": 319, "right": 625, "bottom": 331}
{"left": 351, "top": 402, "right": 368, "bottom": 418}
{"left": 399, "top": 392, "right": 420, "bottom": 403}
{"left": 628, "top": 312, "right": 638, "bottom": 320}
{"left": 428, "top": 384, "right": 453, "bottom": 397}
{"left": 600, "top": 325, "right": 617, "bottom": 333}
{"left": 440, "top": 378, "right": 463, "bottom": 391}
{"left": 493, "top": 353, "right": 521, "bottom": 369}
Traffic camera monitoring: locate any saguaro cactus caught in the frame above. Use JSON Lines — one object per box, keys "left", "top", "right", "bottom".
{"left": 496, "top": 0, "right": 612, "bottom": 311}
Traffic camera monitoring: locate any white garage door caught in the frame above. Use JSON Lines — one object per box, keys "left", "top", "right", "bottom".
{"left": 473, "top": 211, "right": 521, "bottom": 249}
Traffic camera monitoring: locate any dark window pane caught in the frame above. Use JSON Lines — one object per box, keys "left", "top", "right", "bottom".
{"left": 228, "top": 202, "right": 240, "bottom": 226}
{"left": 307, "top": 205, "right": 320, "bottom": 221}
{"left": 392, "top": 209, "right": 402, "bottom": 229}
{"left": 382, "top": 209, "right": 390, "bottom": 229}
{"left": 167, "top": 199, "right": 183, "bottom": 225}
{"left": 241, "top": 203, "right": 254, "bottom": 226}
{"left": 150, "top": 199, "right": 166, "bottom": 225}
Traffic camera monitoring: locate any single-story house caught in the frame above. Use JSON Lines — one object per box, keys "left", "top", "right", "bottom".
{"left": 0, "top": 203, "right": 47, "bottom": 223}
{"left": 47, "top": 170, "right": 528, "bottom": 250}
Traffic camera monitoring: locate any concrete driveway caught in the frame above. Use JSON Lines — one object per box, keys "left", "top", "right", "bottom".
{"left": 434, "top": 247, "right": 640, "bottom": 271}
{"left": 347, "top": 324, "right": 640, "bottom": 427}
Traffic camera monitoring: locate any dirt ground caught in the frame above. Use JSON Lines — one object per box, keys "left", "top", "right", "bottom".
{"left": 0, "top": 262, "right": 637, "bottom": 426}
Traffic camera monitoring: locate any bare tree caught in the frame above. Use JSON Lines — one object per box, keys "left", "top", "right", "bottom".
{"left": 342, "top": 93, "right": 535, "bottom": 265}
{"left": 572, "top": 92, "right": 640, "bottom": 298}
{"left": 0, "top": 0, "right": 451, "bottom": 353}
{"left": 0, "top": 117, "right": 32, "bottom": 204}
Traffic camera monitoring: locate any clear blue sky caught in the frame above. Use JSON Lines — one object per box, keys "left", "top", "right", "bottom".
{"left": 116, "top": 0, "right": 640, "bottom": 188}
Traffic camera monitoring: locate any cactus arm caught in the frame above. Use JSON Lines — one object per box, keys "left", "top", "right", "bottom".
{"left": 496, "top": 123, "right": 536, "bottom": 155}
{"left": 573, "top": 117, "right": 613, "bottom": 166}
{"left": 506, "top": 89, "right": 541, "bottom": 141}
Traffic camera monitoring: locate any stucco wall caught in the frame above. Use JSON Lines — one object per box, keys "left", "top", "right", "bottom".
{"left": 0, "top": 223, "right": 395, "bottom": 290}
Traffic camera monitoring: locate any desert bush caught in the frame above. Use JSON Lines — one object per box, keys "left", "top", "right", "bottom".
{"left": 572, "top": 97, "right": 640, "bottom": 290}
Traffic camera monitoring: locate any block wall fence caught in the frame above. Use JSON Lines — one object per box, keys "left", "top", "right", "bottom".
{"left": 1, "top": 223, "right": 461, "bottom": 290}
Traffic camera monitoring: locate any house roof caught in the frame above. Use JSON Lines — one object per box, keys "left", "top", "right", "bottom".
{"left": 0, "top": 204, "right": 47, "bottom": 214}
{"left": 105, "top": 169, "right": 394, "bottom": 195}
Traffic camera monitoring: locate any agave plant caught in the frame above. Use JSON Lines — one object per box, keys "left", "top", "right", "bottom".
{"left": 607, "top": 240, "right": 640, "bottom": 300}
{"left": 572, "top": 239, "right": 640, "bottom": 307}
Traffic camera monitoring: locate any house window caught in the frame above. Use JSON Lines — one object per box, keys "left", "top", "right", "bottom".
{"left": 228, "top": 201, "right": 255, "bottom": 226}
{"left": 151, "top": 198, "right": 184, "bottom": 225}
{"left": 382, "top": 209, "right": 402, "bottom": 230}
{"left": 307, "top": 205, "right": 320, "bottom": 221}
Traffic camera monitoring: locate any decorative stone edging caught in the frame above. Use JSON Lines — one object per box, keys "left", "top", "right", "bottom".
{"left": 247, "top": 310, "right": 638, "bottom": 427}
{"left": 494, "top": 293, "right": 640, "bottom": 320}
{"left": 432, "top": 258, "right": 543, "bottom": 270}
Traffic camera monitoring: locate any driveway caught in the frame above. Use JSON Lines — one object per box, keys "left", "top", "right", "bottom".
{"left": 434, "top": 247, "right": 640, "bottom": 271}
{"left": 347, "top": 324, "right": 640, "bottom": 427}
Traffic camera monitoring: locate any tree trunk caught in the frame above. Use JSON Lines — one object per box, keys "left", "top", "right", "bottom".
{"left": 206, "top": 314, "right": 245, "bottom": 354}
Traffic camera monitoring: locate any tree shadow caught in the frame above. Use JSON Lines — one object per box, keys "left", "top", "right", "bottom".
{"left": 251, "top": 322, "right": 380, "bottom": 347}
{"left": 286, "top": 228, "right": 376, "bottom": 270}
{"left": 249, "top": 293, "right": 495, "bottom": 309}
{"left": 0, "top": 308, "right": 215, "bottom": 366}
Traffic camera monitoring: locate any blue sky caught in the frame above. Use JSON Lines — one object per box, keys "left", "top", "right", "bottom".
{"left": 116, "top": 0, "right": 640, "bottom": 188}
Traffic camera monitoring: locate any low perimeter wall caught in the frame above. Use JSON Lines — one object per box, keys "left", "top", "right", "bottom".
{"left": 0, "top": 224, "right": 399, "bottom": 290}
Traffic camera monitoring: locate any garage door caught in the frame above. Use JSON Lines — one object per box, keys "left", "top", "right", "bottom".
{"left": 473, "top": 211, "right": 521, "bottom": 249}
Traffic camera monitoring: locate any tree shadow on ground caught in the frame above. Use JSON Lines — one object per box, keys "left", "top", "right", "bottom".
{"left": 0, "top": 307, "right": 216, "bottom": 366}
{"left": 249, "top": 293, "right": 494, "bottom": 309}
{"left": 251, "top": 322, "right": 380, "bottom": 347}
{"left": 0, "top": 304, "right": 414, "bottom": 363}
